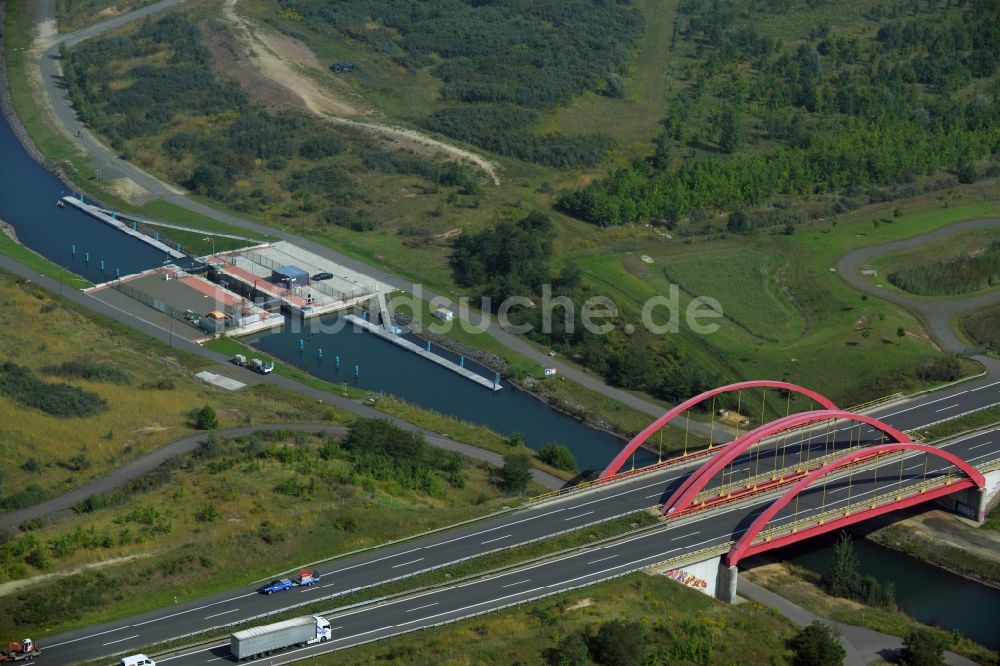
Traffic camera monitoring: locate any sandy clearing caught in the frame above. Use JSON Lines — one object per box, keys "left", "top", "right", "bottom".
{"left": 221, "top": 0, "right": 500, "bottom": 185}
{"left": 0, "top": 553, "right": 153, "bottom": 597}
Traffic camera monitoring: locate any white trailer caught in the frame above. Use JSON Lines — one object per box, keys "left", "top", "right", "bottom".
{"left": 230, "top": 616, "right": 331, "bottom": 661}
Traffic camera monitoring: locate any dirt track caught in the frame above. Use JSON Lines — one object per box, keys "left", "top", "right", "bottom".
{"left": 221, "top": 0, "right": 501, "bottom": 185}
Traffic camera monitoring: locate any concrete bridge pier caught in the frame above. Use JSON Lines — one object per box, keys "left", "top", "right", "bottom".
{"left": 718, "top": 562, "right": 739, "bottom": 604}
{"left": 935, "top": 470, "right": 1000, "bottom": 523}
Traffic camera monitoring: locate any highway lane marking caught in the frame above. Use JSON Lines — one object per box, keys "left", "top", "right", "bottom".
{"left": 405, "top": 603, "right": 439, "bottom": 613}
{"left": 502, "top": 579, "right": 533, "bottom": 588}
{"left": 564, "top": 511, "right": 594, "bottom": 521}
{"left": 130, "top": 592, "right": 258, "bottom": 627}
{"left": 968, "top": 441, "right": 994, "bottom": 450}
{"left": 44, "top": 625, "right": 133, "bottom": 649}
{"left": 204, "top": 609, "right": 239, "bottom": 620}
{"left": 481, "top": 534, "right": 512, "bottom": 545}
{"left": 61, "top": 431, "right": 992, "bottom": 658}
{"left": 206, "top": 658, "right": 224, "bottom": 663}
{"left": 329, "top": 626, "right": 394, "bottom": 643}
{"left": 934, "top": 403, "right": 960, "bottom": 412}
{"left": 671, "top": 531, "right": 698, "bottom": 540}
{"left": 300, "top": 586, "right": 321, "bottom": 592}
{"left": 646, "top": 492, "right": 664, "bottom": 499}
{"left": 391, "top": 557, "right": 425, "bottom": 568}
{"left": 423, "top": 509, "right": 566, "bottom": 548}
{"left": 103, "top": 634, "right": 140, "bottom": 646}
{"left": 588, "top": 555, "right": 618, "bottom": 564}
{"left": 394, "top": 587, "right": 546, "bottom": 627}
{"left": 878, "top": 392, "right": 969, "bottom": 419}
{"left": 326, "top": 547, "right": 422, "bottom": 574}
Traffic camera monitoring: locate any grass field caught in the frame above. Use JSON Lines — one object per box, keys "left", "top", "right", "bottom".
{"left": 962, "top": 304, "right": 1000, "bottom": 353}
{"left": 7, "top": 0, "right": 1000, "bottom": 431}
{"left": 324, "top": 572, "right": 794, "bottom": 665}
{"left": 0, "top": 271, "right": 341, "bottom": 509}
{"left": 0, "top": 428, "right": 527, "bottom": 634}
{"left": 868, "top": 227, "right": 1000, "bottom": 298}
{"left": 657, "top": 250, "right": 805, "bottom": 343}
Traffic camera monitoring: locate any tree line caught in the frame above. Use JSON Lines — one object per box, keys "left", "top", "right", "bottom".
{"left": 558, "top": 0, "right": 1000, "bottom": 228}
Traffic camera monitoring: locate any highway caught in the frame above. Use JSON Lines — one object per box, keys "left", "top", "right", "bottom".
{"left": 40, "top": 379, "right": 999, "bottom": 664}
{"left": 154, "top": 428, "right": 1000, "bottom": 666}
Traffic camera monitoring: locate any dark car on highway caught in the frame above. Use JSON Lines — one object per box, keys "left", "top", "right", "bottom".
{"left": 312, "top": 272, "right": 334, "bottom": 281}
{"left": 259, "top": 578, "right": 294, "bottom": 595}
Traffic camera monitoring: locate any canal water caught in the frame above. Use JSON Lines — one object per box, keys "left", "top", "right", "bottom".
{"left": 0, "top": 109, "right": 642, "bottom": 472}
{"left": 249, "top": 316, "right": 652, "bottom": 471}
{"left": 0, "top": 116, "right": 170, "bottom": 283}
{"left": 775, "top": 531, "right": 1000, "bottom": 649}
{"left": 1, "top": 107, "right": 996, "bottom": 645}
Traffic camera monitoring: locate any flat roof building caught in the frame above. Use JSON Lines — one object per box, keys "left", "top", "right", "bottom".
{"left": 272, "top": 265, "right": 309, "bottom": 288}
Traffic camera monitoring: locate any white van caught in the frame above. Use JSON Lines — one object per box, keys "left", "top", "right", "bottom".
{"left": 120, "top": 655, "right": 156, "bottom": 666}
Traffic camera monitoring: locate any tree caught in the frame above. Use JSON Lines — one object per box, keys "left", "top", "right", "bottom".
{"left": 718, "top": 106, "right": 743, "bottom": 153}
{"left": 897, "top": 326, "right": 906, "bottom": 338}
{"left": 900, "top": 628, "right": 945, "bottom": 666}
{"left": 539, "top": 443, "right": 578, "bottom": 471}
{"left": 500, "top": 453, "right": 533, "bottom": 493}
{"left": 591, "top": 619, "right": 647, "bottom": 666}
{"left": 727, "top": 208, "right": 754, "bottom": 234}
{"left": 552, "top": 631, "right": 590, "bottom": 666}
{"left": 788, "top": 621, "right": 845, "bottom": 666}
{"left": 194, "top": 405, "right": 218, "bottom": 430}
{"left": 826, "top": 532, "right": 860, "bottom": 597}
{"left": 507, "top": 431, "right": 526, "bottom": 447}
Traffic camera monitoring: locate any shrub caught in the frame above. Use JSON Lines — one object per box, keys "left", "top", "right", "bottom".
{"left": 539, "top": 443, "right": 578, "bottom": 472}
{"left": 499, "top": 453, "right": 533, "bottom": 494}
{"left": 193, "top": 405, "right": 218, "bottom": 430}
{"left": 41, "top": 360, "right": 132, "bottom": 385}
{"left": 592, "top": 619, "right": 647, "bottom": 666}
{"left": 788, "top": 621, "right": 846, "bottom": 666}
{"left": 0, "top": 362, "right": 108, "bottom": 418}
{"left": 900, "top": 628, "right": 945, "bottom": 666}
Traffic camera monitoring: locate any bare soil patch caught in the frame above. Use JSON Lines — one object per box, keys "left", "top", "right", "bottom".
{"left": 215, "top": 0, "right": 500, "bottom": 184}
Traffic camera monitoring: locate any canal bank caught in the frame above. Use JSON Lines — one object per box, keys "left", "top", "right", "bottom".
{"left": 746, "top": 530, "right": 1000, "bottom": 655}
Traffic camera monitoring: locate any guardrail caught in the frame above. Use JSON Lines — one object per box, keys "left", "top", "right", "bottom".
{"left": 267, "top": 540, "right": 736, "bottom": 666}
{"left": 751, "top": 474, "right": 972, "bottom": 546}
{"left": 529, "top": 445, "right": 727, "bottom": 504}
{"left": 846, "top": 392, "right": 905, "bottom": 414}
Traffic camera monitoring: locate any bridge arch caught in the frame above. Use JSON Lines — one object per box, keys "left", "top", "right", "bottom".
{"left": 725, "top": 443, "right": 986, "bottom": 566}
{"left": 662, "top": 409, "right": 912, "bottom": 515}
{"left": 600, "top": 381, "right": 837, "bottom": 479}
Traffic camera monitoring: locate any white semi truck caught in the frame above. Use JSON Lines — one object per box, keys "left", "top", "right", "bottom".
{"left": 230, "top": 616, "right": 331, "bottom": 661}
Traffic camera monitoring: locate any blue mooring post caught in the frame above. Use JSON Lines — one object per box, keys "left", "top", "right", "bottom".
{"left": 460, "top": 356, "right": 465, "bottom": 368}
{"left": 71, "top": 244, "right": 76, "bottom": 257}
{"left": 84, "top": 252, "right": 90, "bottom": 264}
{"left": 132, "top": 222, "right": 137, "bottom": 231}
{"left": 299, "top": 338, "right": 304, "bottom": 351}
{"left": 100, "top": 260, "right": 105, "bottom": 272}
{"left": 115, "top": 268, "right": 120, "bottom": 278}
{"left": 318, "top": 348, "right": 323, "bottom": 360}
{"left": 354, "top": 365, "right": 359, "bottom": 377}
{"left": 335, "top": 355, "right": 340, "bottom": 368}
{"left": 176, "top": 243, "right": 181, "bottom": 252}
{"left": 155, "top": 232, "right": 160, "bottom": 241}
{"left": 363, "top": 311, "right": 369, "bottom": 322}
{"left": 427, "top": 341, "right": 432, "bottom": 352}
{"left": 112, "top": 211, "right": 117, "bottom": 220}
{"left": 494, "top": 372, "right": 501, "bottom": 388}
